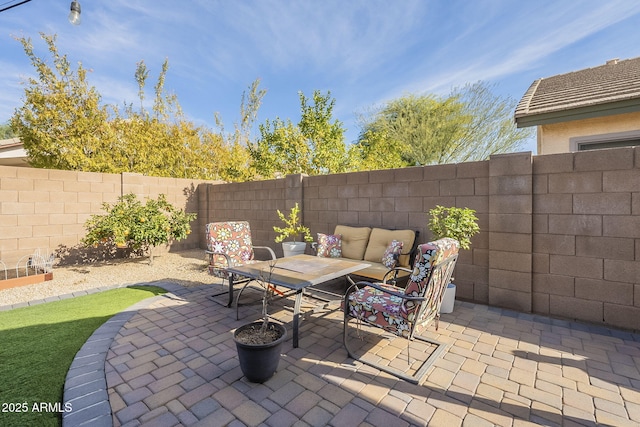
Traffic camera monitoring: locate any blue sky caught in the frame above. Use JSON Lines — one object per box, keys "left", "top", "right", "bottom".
{"left": 2, "top": 0, "right": 640, "bottom": 154}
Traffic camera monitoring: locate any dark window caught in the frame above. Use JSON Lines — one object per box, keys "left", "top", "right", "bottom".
{"left": 577, "top": 139, "right": 640, "bottom": 151}
{"left": 571, "top": 130, "right": 640, "bottom": 152}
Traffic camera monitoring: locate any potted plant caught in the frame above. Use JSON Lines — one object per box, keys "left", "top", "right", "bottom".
{"left": 273, "top": 203, "right": 313, "bottom": 257}
{"left": 233, "top": 261, "right": 287, "bottom": 383}
{"left": 427, "top": 205, "right": 480, "bottom": 313}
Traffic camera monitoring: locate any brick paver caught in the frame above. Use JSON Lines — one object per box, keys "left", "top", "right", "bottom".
{"left": 53, "top": 282, "right": 640, "bottom": 426}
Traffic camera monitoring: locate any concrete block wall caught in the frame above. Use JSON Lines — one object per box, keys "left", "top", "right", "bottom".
{"left": 489, "top": 152, "right": 533, "bottom": 312}
{"left": 199, "top": 147, "right": 639, "bottom": 330}
{"left": 302, "top": 163, "right": 490, "bottom": 304}
{"left": 2, "top": 146, "right": 639, "bottom": 330}
{"left": 199, "top": 176, "right": 289, "bottom": 251}
{"left": 0, "top": 165, "right": 211, "bottom": 266}
{"left": 199, "top": 164, "right": 491, "bottom": 292}
{"left": 532, "top": 147, "right": 640, "bottom": 330}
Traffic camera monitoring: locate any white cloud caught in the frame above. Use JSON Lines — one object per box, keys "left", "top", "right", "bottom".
{"left": 0, "top": 58, "right": 32, "bottom": 120}
{"left": 2, "top": 0, "right": 640, "bottom": 140}
{"left": 90, "top": 75, "right": 139, "bottom": 109}
{"left": 375, "top": 1, "right": 640, "bottom": 105}
{"left": 189, "top": 0, "right": 428, "bottom": 81}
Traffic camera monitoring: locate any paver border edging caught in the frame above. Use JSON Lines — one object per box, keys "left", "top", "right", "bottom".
{"left": 61, "top": 282, "right": 188, "bottom": 427}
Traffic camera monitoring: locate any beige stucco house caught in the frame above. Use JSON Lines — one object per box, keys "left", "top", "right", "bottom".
{"left": 515, "top": 57, "right": 640, "bottom": 154}
{"left": 0, "top": 138, "right": 28, "bottom": 167}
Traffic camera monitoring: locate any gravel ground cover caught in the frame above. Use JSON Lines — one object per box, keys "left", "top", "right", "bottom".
{"left": 0, "top": 249, "right": 217, "bottom": 307}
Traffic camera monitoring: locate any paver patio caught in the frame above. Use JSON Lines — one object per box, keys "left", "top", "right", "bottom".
{"left": 62, "top": 282, "right": 640, "bottom": 427}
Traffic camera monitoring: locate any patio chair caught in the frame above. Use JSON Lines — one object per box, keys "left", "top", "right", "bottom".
{"left": 343, "top": 238, "right": 459, "bottom": 384}
{"left": 205, "top": 221, "right": 276, "bottom": 307}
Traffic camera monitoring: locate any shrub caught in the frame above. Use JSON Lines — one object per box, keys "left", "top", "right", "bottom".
{"left": 82, "top": 193, "right": 197, "bottom": 264}
{"left": 273, "top": 202, "right": 313, "bottom": 243}
{"left": 427, "top": 205, "right": 479, "bottom": 250}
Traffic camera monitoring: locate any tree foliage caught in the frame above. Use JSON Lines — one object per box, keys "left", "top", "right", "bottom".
{"left": 273, "top": 203, "right": 313, "bottom": 243}
{"left": 299, "top": 90, "right": 347, "bottom": 174}
{"left": 352, "top": 82, "right": 532, "bottom": 168}
{"left": 249, "top": 90, "right": 346, "bottom": 178}
{"left": 346, "top": 126, "right": 407, "bottom": 171}
{"left": 213, "top": 79, "right": 266, "bottom": 182}
{"left": 428, "top": 205, "right": 480, "bottom": 250}
{"left": 107, "top": 59, "right": 217, "bottom": 179}
{"left": 11, "top": 34, "right": 113, "bottom": 171}
{"left": 82, "top": 193, "right": 197, "bottom": 264}
{"left": 350, "top": 95, "right": 466, "bottom": 168}
{"left": 442, "top": 82, "right": 532, "bottom": 163}
{"left": 10, "top": 33, "right": 530, "bottom": 183}
{"left": 10, "top": 33, "right": 256, "bottom": 182}
{"left": 0, "top": 122, "right": 16, "bottom": 139}
{"left": 251, "top": 117, "right": 308, "bottom": 178}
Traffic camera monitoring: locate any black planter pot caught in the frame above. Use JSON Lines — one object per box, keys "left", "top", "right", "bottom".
{"left": 233, "top": 321, "right": 287, "bottom": 383}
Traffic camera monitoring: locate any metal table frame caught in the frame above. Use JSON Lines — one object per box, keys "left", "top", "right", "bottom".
{"left": 225, "top": 255, "right": 369, "bottom": 348}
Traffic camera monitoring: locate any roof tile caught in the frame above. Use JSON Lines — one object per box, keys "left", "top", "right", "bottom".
{"left": 515, "top": 57, "right": 640, "bottom": 119}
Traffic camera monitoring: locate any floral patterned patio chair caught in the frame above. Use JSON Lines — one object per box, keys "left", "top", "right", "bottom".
{"left": 206, "top": 221, "right": 276, "bottom": 307}
{"left": 343, "top": 238, "right": 459, "bottom": 383}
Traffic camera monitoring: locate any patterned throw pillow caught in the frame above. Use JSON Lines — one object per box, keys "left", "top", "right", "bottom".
{"left": 317, "top": 233, "right": 342, "bottom": 258}
{"left": 381, "top": 240, "right": 403, "bottom": 268}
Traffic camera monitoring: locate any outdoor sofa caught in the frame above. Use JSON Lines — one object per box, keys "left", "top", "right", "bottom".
{"left": 313, "top": 225, "right": 419, "bottom": 284}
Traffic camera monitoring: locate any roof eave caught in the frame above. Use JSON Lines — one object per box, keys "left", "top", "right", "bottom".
{"left": 515, "top": 99, "right": 640, "bottom": 128}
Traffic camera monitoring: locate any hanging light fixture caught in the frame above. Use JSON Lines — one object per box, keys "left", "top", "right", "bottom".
{"left": 68, "top": 0, "right": 81, "bottom": 25}
{"left": 0, "top": 0, "right": 80, "bottom": 23}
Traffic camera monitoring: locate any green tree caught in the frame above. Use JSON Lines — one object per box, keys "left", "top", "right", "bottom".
{"left": 108, "top": 59, "right": 209, "bottom": 178}
{"left": 82, "top": 193, "right": 197, "bottom": 264}
{"left": 353, "top": 82, "right": 531, "bottom": 168}
{"left": 250, "top": 90, "right": 347, "bottom": 178}
{"left": 237, "top": 79, "right": 267, "bottom": 147}
{"left": 194, "top": 128, "right": 238, "bottom": 181}
{"left": 354, "top": 93, "right": 469, "bottom": 167}
{"left": 10, "top": 33, "right": 258, "bottom": 181}
{"left": 347, "top": 126, "right": 408, "bottom": 171}
{"left": 0, "top": 121, "right": 15, "bottom": 139}
{"left": 214, "top": 79, "right": 266, "bottom": 182}
{"left": 299, "top": 90, "right": 347, "bottom": 174}
{"left": 441, "top": 82, "right": 532, "bottom": 164}
{"left": 11, "top": 33, "right": 112, "bottom": 171}
{"left": 251, "top": 117, "right": 309, "bottom": 178}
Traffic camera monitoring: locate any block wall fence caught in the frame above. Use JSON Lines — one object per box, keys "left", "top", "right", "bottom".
{"left": 1, "top": 147, "right": 639, "bottom": 330}
{"left": 200, "top": 148, "right": 640, "bottom": 331}
{"left": 0, "top": 166, "right": 215, "bottom": 267}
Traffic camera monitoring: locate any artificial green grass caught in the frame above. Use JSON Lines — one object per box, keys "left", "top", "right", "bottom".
{"left": 0, "top": 285, "right": 167, "bottom": 427}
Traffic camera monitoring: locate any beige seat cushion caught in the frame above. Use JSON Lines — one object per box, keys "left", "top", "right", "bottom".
{"left": 334, "top": 225, "right": 371, "bottom": 260}
{"left": 343, "top": 260, "right": 412, "bottom": 282}
{"left": 363, "top": 228, "right": 416, "bottom": 267}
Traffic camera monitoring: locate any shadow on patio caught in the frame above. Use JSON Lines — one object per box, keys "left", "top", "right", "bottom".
{"left": 64, "top": 281, "right": 640, "bottom": 427}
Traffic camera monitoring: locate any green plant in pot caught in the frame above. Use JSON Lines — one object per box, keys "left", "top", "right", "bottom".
{"left": 427, "top": 205, "right": 480, "bottom": 313}
{"left": 273, "top": 203, "right": 313, "bottom": 257}
{"left": 233, "top": 260, "right": 287, "bottom": 383}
